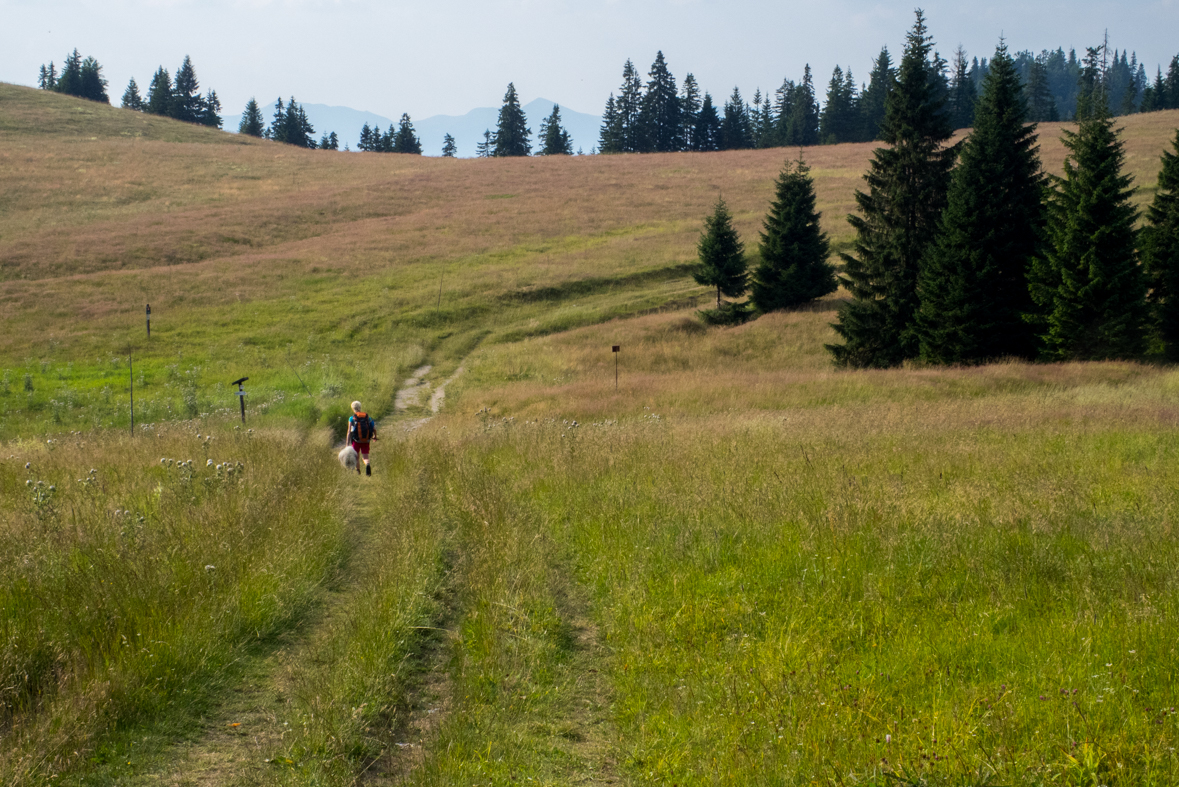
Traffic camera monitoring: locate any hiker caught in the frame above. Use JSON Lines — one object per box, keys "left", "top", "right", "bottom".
{"left": 347, "top": 400, "right": 376, "bottom": 476}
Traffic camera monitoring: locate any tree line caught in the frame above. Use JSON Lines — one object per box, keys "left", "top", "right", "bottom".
{"left": 597, "top": 39, "right": 1179, "bottom": 155}
{"left": 39, "top": 39, "right": 1177, "bottom": 157}
{"left": 690, "top": 11, "right": 1179, "bottom": 366}
{"left": 38, "top": 51, "right": 223, "bottom": 128}
{"left": 38, "top": 50, "right": 109, "bottom": 103}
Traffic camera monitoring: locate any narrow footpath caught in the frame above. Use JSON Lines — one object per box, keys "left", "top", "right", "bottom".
{"left": 131, "top": 360, "right": 621, "bottom": 786}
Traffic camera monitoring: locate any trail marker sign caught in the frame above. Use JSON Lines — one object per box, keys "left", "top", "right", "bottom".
{"left": 232, "top": 377, "right": 249, "bottom": 423}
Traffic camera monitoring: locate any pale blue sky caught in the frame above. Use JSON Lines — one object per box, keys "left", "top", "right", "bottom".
{"left": 2, "top": 0, "right": 1176, "bottom": 122}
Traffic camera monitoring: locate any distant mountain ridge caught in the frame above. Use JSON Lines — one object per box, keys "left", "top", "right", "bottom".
{"left": 223, "top": 99, "right": 602, "bottom": 157}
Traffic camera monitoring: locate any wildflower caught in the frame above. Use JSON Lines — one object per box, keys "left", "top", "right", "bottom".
{"left": 205, "top": 565, "right": 216, "bottom": 571}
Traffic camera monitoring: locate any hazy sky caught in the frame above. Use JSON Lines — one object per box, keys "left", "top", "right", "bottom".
{"left": 3, "top": 0, "right": 1177, "bottom": 122}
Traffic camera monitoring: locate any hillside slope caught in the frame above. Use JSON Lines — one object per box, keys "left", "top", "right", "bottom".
{"left": 1, "top": 80, "right": 1177, "bottom": 435}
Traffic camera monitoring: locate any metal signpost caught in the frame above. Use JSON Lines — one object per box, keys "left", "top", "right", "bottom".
{"left": 232, "top": 377, "right": 249, "bottom": 423}
{"left": 612, "top": 345, "right": 620, "bottom": 390}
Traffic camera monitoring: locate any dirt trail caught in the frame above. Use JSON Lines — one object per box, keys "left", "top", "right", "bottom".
{"left": 393, "top": 365, "right": 433, "bottom": 412}
{"left": 398, "top": 364, "right": 465, "bottom": 433}
{"left": 134, "top": 358, "right": 614, "bottom": 786}
{"left": 134, "top": 366, "right": 464, "bottom": 785}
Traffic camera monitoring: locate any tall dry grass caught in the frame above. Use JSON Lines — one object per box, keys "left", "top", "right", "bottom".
{"left": 0, "top": 423, "right": 346, "bottom": 783}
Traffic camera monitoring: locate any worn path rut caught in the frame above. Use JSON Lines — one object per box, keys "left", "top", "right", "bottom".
{"left": 133, "top": 359, "right": 617, "bottom": 785}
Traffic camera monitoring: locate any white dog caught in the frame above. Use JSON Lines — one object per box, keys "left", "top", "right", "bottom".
{"left": 337, "top": 445, "right": 359, "bottom": 471}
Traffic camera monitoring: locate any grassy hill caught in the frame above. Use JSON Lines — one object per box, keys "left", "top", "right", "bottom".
{"left": 3, "top": 82, "right": 1179, "bottom": 785}
{"left": 3, "top": 81, "right": 1178, "bottom": 438}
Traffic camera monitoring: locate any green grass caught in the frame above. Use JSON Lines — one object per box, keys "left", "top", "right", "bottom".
{"left": 367, "top": 395, "right": 1179, "bottom": 786}
{"left": 4, "top": 84, "right": 1179, "bottom": 786}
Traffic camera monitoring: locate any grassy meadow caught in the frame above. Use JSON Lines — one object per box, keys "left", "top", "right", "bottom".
{"left": 3, "top": 82, "right": 1179, "bottom": 785}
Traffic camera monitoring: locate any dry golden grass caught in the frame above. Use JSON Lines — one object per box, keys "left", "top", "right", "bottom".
{"left": 3, "top": 80, "right": 1176, "bottom": 370}
{"left": 448, "top": 301, "right": 1174, "bottom": 424}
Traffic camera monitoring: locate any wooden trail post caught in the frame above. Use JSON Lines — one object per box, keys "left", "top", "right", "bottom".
{"left": 129, "top": 351, "right": 135, "bottom": 436}
{"left": 612, "top": 345, "right": 620, "bottom": 391}
{"left": 232, "top": 377, "right": 248, "bottom": 423}
{"left": 146, "top": 304, "right": 151, "bottom": 338}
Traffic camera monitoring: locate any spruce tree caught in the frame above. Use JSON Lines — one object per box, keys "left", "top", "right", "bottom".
{"left": 269, "top": 98, "right": 315, "bottom": 148}
{"left": 693, "top": 197, "right": 748, "bottom": 309}
{"left": 1166, "top": 55, "right": 1179, "bottom": 109}
{"left": 492, "top": 83, "right": 531, "bottom": 156}
{"left": 616, "top": 60, "right": 644, "bottom": 153}
{"left": 146, "top": 67, "right": 173, "bottom": 116}
{"left": 679, "top": 74, "right": 702, "bottom": 149}
{"left": 820, "top": 66, "right": 858, "bottom": 144}
{"left": 598, "top": 95, "right": 622, "bottom": 153}
{"left": 751, "top": 159, "right": 836, "bottom": 311}
{"left": 392, "top": 113, "right": 422, "bottom": 154}
{"left": 1142, "top": 130, "right": 1179, "bottom": 358}
{"left": 782, "top": 66, "right": 820, "bottom": 146}
{"left": 860, "top": 47, "right": 896, "bottom": 141}
{"left": 55, "top": 49, "right": 84, "bottom": 97}
{"left": 79, "top": 56, "right": 109, "bottom": 103}
{"left": 172, "top": 55, "right": 202, "bottom": 122}
{"left": 1025, "top": 56, "right": 1059, "bottom": 121}
{"left": 121, "top": 77, "right": 144, "bottom": 111}
{"left": 476, "top": 129, "right": 493, "bottom": 157}
{"left": 200, "top": 90, "right": 222, "bottom": 128}
{"left": 538, "top": 104, "right": 573, "bottom": 155}
{"left": 638, "top": 51, "right": 681, "bottom": 151}
{"left": 692, "top": 93, "right": 721, "bottom": 151}
{"left": 751, "top": 89, "right": 776, "bottom": 149}
{"left": 1076, "top": 45, "right": 1108, "bottom": 120}
{"left": 239, "top": 98, "right": 265, "bottom": 137}
{"left": 828, "top": 10, "right": 957, "bottom": 368}
{"left": 319, "top": 131, "right": 340, "bottom": 150}
{"left": 948, "top": 45, "right": 977, "bottom": 129}
{"left": 771, "top": 78, "right": 796, "bottom": 147}
{"left": 1139, "top": 69, "right": 1163, "bottom": 113}
{"left": 268, "top": 98, "right": 286, "bottom": 141}
{"left": 1028, "top": 103, "right": 1145, "bottom": 359}
{"left": 38, "top": 62, "right": 57, "bottom": 90}
{"left": 915, "top": 42, "right": 1046, "bottom": 364}
{"left": 720, "top": 87, "right": 752, "bottom": 150}
{"left": 442, "top": 133, "right": 457, "bottom": 157}
{"left": 358, "top": 123, "right": 375, "bottom": 151}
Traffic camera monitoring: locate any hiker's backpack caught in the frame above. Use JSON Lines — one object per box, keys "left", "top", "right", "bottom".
{"left": 354, "top": 413, "right": 375, "bottom": 441}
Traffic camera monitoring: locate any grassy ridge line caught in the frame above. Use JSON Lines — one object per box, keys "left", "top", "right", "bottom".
{"left": 0, "top": 425, "right": 348, "bottom": 783}
{"left": 0, "top": 82, "right": 257, "bottom": 144}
